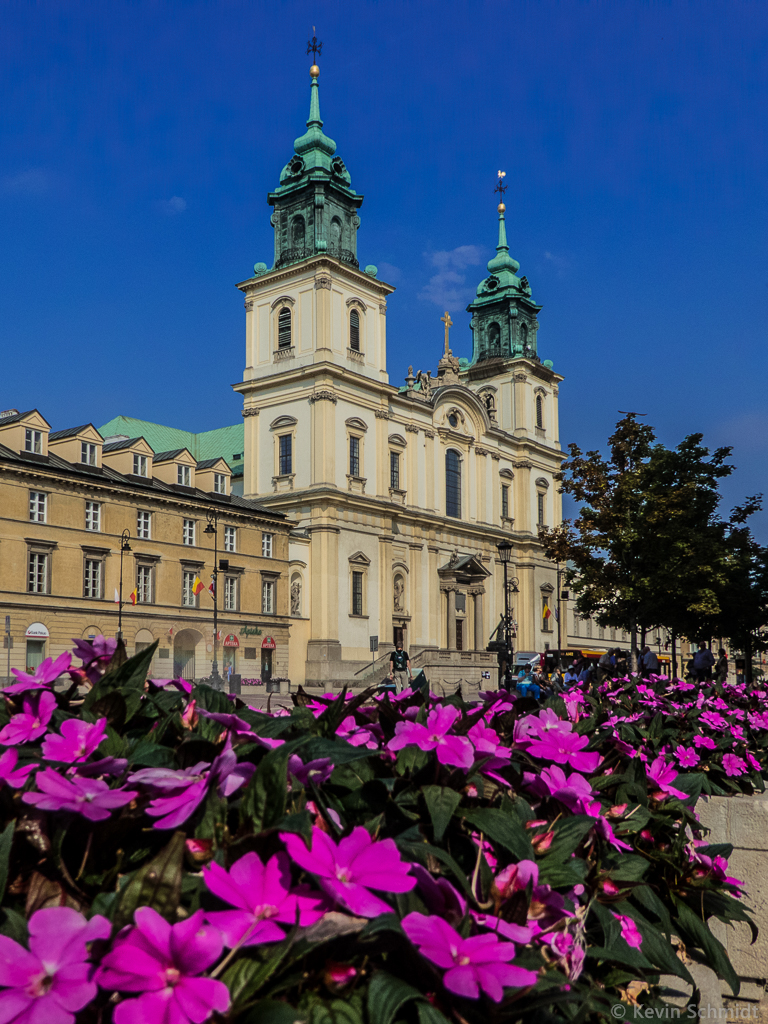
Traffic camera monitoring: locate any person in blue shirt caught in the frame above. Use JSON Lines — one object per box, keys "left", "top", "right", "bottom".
{"left": 516, "top": 664, "right": 541, "bottom": 700}
{"left": 563, "top": 663, "right": 580, "bottom": 684}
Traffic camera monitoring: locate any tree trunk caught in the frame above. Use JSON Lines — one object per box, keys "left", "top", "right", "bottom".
{"left": 671, "top": 631, "right": 678, "bottom": 681}
{"left": 630, "top": 618, "right": 638, "bottom": 675}
{"left": 745, "top": 632, "right": 754, "bottom": 686}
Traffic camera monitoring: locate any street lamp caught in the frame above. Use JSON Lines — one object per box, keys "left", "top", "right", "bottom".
{"left": 496, "top": 540, "right": 518, "bottom": 689}
{"left": 204, "top": 511, "right": 221, "bottom": 686}
{"left": 117, "top": 530, "right": 131, "bottom": 641}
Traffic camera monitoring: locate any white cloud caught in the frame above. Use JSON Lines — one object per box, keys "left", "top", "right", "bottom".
{"left": 159, "top": 196, "right": 187, "bottom": 215}
{"left": 543, "top": 250, "right": 570, "bottom": 273}
{"left": 1, "top": 169, "right": 53, "bottom": 196}
{"left": 418, "top": 245, "right": 485, "bottom": 309}
{"left": 376, "top": 261, "right": 402, "bottom": 283}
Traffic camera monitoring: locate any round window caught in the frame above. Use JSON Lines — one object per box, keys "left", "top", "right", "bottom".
{"left": 448, "top": 414, "right": 458, "bottom": 428}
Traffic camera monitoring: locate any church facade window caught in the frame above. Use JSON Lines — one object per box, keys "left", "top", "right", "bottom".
{"left": 278, "top": 434, "right": 292, "bottom": 476}
{"left": 349, "top": 308, "right": 360, "bottom": 351}
{"left": 277, "top": 307, "right": 292, "bottom": 349}
{"left": 536, "top": 394, "right": 544, "bottom": 429}
{"left": 501, "top": 484, "right": 510, "bottom": 519}
{"left": 330, "top": 217, "right": 342, "bottom": 250}
{"left": 390, "top": 450, "right": 400, "bottom": 490}
{"left": 446, "top": 450, "right": 461, "bottom": 519}
{"left": 537, "top": 491, "right": 545, "bottom": 527}
{"left": 488, "top": 321, "right": 501, "bottom": 356}
{"left": 291, "top": 215, "right": 305, "bottom": 250}
{"left": 349, "top": 436, "right": 361, "bottom": 477}
{"left": 520, "top": 322, "right": 528, "bottom": 352}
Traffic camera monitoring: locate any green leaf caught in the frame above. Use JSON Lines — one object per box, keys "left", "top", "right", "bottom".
{"left": 461, "top": 807, "right": 534, "bottom": 861}
{"left": 240, "top": 1000, "right": 308, "bottom": 1024}
{"left": 675, "top": 899, "right": 740, "bottom": 995}
{"left": 0, "top": 820, "right": 15, "bottom": 903}
{"left": 129, "top": 740, "right": 177, "bottom": 768}
{"left": 422, "top": 786, "right": 461, "bottom": 843}
{"left": 367, "top": 970, "right": 424, "bottom": 1024}
{"left": 301, "top": 736, "right": 377, "bottom": 766}
{"left": 396, "top": 839, "right": 472, "bottom": 897}
{"left": 0, "top": 908, "right": 28, "bottom": 944}
{"left": 222, "top": 939, "right": 294, "bottom": 1008}
{"left": 84, "top": 643, "right": 157, "bottom": 710}
{"left": 416, "top": 1003, "right": 452, "bottom": 1024}
{"left": 606, "top": 854, "right": 650, "bottom": 882}
{"left": 114, "top": 831, "right": 186, "bottom": 930}
{"left": 240, "top": 737, "right": 310, "bottom": 832}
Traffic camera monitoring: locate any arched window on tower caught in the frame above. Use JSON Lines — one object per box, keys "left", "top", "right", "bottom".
{"left": 291, "top": 216, "right": 306, "bottom": 250}
{"left": 520, "top": 322, "right": 529, "bottom": 353}
{"left": 330, "top": 217, "right": 342, "bottom": 251}
{"left": 349, "top": 309, "right": 360, "bottom": 351}
{"left": 488, "top": 321, "right": 501, "bottom": 356}
{"left": 446, "top": 450, "right": 461, "bottom": 519}
{"left": 277, "top": 307, "right": 292, "bottom": 349}
{"left": 536, "top": 394, "right": 544, "bottom": 429}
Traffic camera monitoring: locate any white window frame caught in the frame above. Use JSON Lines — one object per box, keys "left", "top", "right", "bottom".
{"left": 262, "top": 532, "right": 273, "bottom": 558}
{"left": 81, "top": 442, "right": 98, "bottom": 466}
{"left": 25, "top": 429, "right": 42, "bottom": 454}
{"left": 262, "top": 579, "right": 275, "bottom": 614}
{"left": 85, "top": 501, "right": 101, "bottom": 532}
{"left": 29, "top": 491, "right": 47, "bottom": 523}
{"left": 224, "top": 576, "right": 238, "bottom": 611}
{"left": 133, "top": 454, "right": 148, "bottom": 477}
{"left": 213, "top": 473, "right": 227, "bottom": 495}
{"left": 182, "top": 519, "right": 195, "bottom": 546}
{"left": 136, "top": 564, "right": 153, "bottom": 604}
{"left": 84, "top": 558, "right": 103, "bottom": 599}
{"left": 28, "top": 552, "right": 48, "bottom": 594}
{"left": 182, "top": 570, "right": 197, "bottom": 608}
{"left": 178, "top": 465, "right": 191, "bottom": 487}
{"left": 137, "top": 510, "right": 151, "bottom": 540}
{"left": 223, "top": 525, "right": 236, "bottom": 553}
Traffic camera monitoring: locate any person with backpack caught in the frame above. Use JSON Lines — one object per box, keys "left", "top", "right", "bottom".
{"left": 693, "top": 642, "right": 715, "bottom": 682}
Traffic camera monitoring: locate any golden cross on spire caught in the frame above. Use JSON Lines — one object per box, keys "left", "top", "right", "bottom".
{"left": 441, "top": 311, "right": 453, "bottom": 357}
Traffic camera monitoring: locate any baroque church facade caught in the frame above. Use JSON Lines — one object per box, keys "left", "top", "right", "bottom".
{"left": 234, "top": 61, "right": 565, "bottom": 687}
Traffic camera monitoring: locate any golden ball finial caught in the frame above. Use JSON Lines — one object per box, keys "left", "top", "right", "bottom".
{"left": 497, "top": 202, "right": 506, "bottom": 213}
{"left": 310, "top": 64, "right": 320, "bottom": 78}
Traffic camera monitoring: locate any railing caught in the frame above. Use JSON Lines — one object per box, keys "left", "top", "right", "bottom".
{"left": 275, "top": 247, "right": 359, "bottom": 270}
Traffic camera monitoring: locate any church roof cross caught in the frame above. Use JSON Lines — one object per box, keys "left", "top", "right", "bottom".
{"left": 306, "top": 30, "right": 323, "bottom": 64}
{"left": 441, "top": 310, "right": 453, "bottom": 357}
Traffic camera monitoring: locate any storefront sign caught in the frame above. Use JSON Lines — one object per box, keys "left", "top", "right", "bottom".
{"left": 223, "top": 634, "right": 240, "bottom": 648}
{"left": 25, "top": 623, "right": 49, "bottom": 639}
{"left": 241, "top": 625, "right": 263, "bottom": 638}
{"left": 261, "top": 636, "right": 276, "bottom": 650}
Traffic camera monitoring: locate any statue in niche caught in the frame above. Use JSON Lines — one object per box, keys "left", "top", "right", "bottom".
{"left": 330, "top": 218, "right": 342, "bottom": 250}
{"left": 393, "top": 576, "right": 404, "bottom": 612}
{"left": 482, "top": 391, "right": 497, "bottom": 421}
{"left": 416, "top": 370, "right": 433, "bottom": 399}
{"left": 290, "top": 579, "right": 302, "bottom": 616}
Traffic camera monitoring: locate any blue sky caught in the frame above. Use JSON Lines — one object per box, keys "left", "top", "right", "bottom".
{"left": 2, "top": 1, "right": 767, "bottom": 534}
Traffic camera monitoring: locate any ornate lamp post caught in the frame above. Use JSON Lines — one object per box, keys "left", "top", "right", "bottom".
{"left": 204, "top": 511, "right": 221, "bottom": 686}
{"left": 117, "top": 530, "right": 131, "bottom": 641}
{"left": 496, "top": 539, "right": 519, "bottom": 689}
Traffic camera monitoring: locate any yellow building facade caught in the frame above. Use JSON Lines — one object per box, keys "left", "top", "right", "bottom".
{"left": 233, "top": 66, "right": 566, "bottom": 688}
{"left": 0, "top": 410, "right": 291, "bottom": 685}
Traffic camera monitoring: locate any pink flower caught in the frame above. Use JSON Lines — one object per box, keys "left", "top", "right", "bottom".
{"left": 647, "top": 755, "right": 690, "bottom": 801}
{"left": 337, "top": 716, "right": 380, "bottom": 749}
{"left": 536, "top": 765, "right": 596, "bottom": 813}
{"left": 525, "top": 729, "right": 601, "bottom": 773}
{"left": 401, "top": 912, "right": 536, "bottom": 1001}
{"left": 5, "top": 652, "right": 72, "bottom": 695}
{"left": 693, "top": 734, "right": 717, "bottom": 750}
{"left": 203, "top": 851, "right": 326, "bottom": 947}
{"left": 42, "top": 717, "right": 107, "bottom": 763}
{"left": 388, "top": 704, "right": 474, "bottom": 769}
{"left": 96, "top": 907, "right": 230, "bottom": 1024}
{"left": 281, "top": 825, "right": 416, "bottom": 917}
{"left": 612, "top": 912, "right": 643, "bottom": 948}
{"left": 22, "top": 768, "right": 137, "bottom": 821}
{"left": 0, "top": 748, "right": 35, "bottom": 790}
{"left": 674, "top": 745, "right": 700, "bottom": 768}
{"left": 722, "top": 753, "right": 747, "bottom": 777}
{"left": 0, "top": 690, "right": 56, "bottom": 745}
{"left": 699, "top": 710, "right": 728, "bottom": 731}
{"left": 468, "top": 721, "right": 510, "bottom": 758}
{"left": 72, "top": 635, "right": 117, "bottom": 665}
{"left": 150, "top": 678, "right": 194, "bottom": 694}
{"left": 0, "top": 906, "right": 110, "bottom": 1024}
{"left": 288, "top": 756, "right": 334, "bottom": 786}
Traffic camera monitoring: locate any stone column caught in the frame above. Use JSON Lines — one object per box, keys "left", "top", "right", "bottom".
{"left": 242, "top": 407, "right": 259, "bottom": 498}
{"left": 379, "top": 530, "right": 394, "bottom": 651}
{"left": 445, "top": 587, "right": 457, "bottom": 650}
{"left": 472, "top": 589, "right": 485, "bottom": 651}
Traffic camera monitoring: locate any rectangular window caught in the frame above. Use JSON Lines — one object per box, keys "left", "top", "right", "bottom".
{"left": 262, "top": 533, "right": 273, "bottom": 558}
{"left": 223, "top": 526, "right": 236, "bottom": 552}
{"left": 137, "top": 510, "right": 151, "bottom": 539}
{"left": 349, "top": 436, "right": 360, "bottom": 477}
{"left": 29, "top": 491, "right": 47, "bottom": 523}
{"left": 501, "top": 485, "right": 509, "bottom": 519}
{"left": 542, "top": 597, "right": 553, "bottom": 631}
{"left": 390, "top": 451, "right": 400, "bottom": 490}
{"left": 278, "top": 434, "right": 292, "bottom": 476}
{"left": 183, "top": 519, "right": 195, "bottom": 546}
{"left": 177, "top": 465, "right": 191, "bottom": 487}
{"left": 213, "top": 473, "right": 227, "bottom": 494}
{"left": 262, "top": 579, "right": 274, "bottom": 614}
{"left": 25, "top": 429, "right": 42, "bottom": 454}
{"left": 85, "top": 501, "right": 101, "bottom": 532}
{"left": 81, "top": 442, "right": 98, "bottom": 466}
{"left": 352, "top": 571, "right": 363, "bottom": 616}
{"left": 537, "top": 492, "right": 545, "bottom": 527}
{"left": 137, "top": 565, "right": 153, "bottom": 604}
{"left": 133, "top": 454, "right": 148, "bottom": 477}
{"left": 28, "top": 552, "right": 48, "bottom": 594}
{"left": 224, "top": 576, "right": 237, "bottom": 611}
{"left": 446, "top": 451, "right": 461, "bottom": 519}
{"left": 182, "top": 570, "right": 197, "bottom": 607}
{"left": 84, "top": 558, "right": 102, "bottom": 598}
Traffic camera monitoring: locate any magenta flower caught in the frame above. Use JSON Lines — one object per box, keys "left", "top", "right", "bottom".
{"left": 468, "top": 721, "right": 510, "bottom": 758}
{"left": 401, "top": 912, "right": 536, "bottom": 1001}
{"left": 525, "top": 729, "right": 601, "bottom": 774}
{"left": 288, "top": 755, "right": 334, "bottom": 786}
{"left": 647, "top": 756, "right": 689, "bottom": 801}
{"left": 0, "top": 905, "right": 110, "bottom": 1024}
{"left": 693, "top": 734, "right": 717, "bottom": 750}
{"left": 203, "top": 851, "right": 326, "bottom": 947}
{"left": 0, "top": 748, "right": 35, "bottom": 790}
{"left": 198, "top": 709, "right": 260, "bottom": 740}
{"left": 72, "top": 635, "right": 117, "bottom": 665}
{"left": 674, "top": 745, "right": 700, "bottom": 768}
{"left": 337, "top": 715, "right": 380, "bottom": 749}
{"left": 149, "top": 677, "right": 194, "bottom": 694}
{"left": 388, "top": 705, "right": 475, "bottom": 769}
{"left": 536, "top": 765, "right": 595, "bottom": 813}
{"left": 22, "top": 768, "right": 137, "bottom": 821}
{"left": 699, "top": 710, "right": 728, "bottom": 731}
{"left": 5, "top": 652, "right": 72, "bottom": 695}
{"left": 281, "top": 825, "right": 416, "bottom": 917}
{"left": 722, "top": 753, "right": 747, "bottom": 777}
{"left": 42, "top": 717, "right": 107, "bottom": 763}
{"left": 612, "top": 912, "right": 643, "bottom": 948}
{"left": 0, "top": 690, "right": 56, "bottom": 745}
{"left": 96, "top": 907, "right": 230, "bottom": 1024}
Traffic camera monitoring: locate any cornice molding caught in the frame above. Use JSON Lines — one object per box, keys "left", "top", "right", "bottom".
{"left": 308, "top": 390, "right": 337, "bottom": 404}
{"left": 242, "top": 407, "right": 260, "bottom": 417}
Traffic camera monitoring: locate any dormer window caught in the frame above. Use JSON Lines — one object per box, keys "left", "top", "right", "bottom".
{"left": 133, "top": 454, "right": 148, "bottom": 477}
{"left": 81, "top": 442, "right": 98, "bottom": 466}
{"left": 277, "top": 307, "right": 292, "bottom": 349}
{"left": 177, "top": 465, "right": 191, "bottom": 487}
{"left": 349, "top": 309, "right": 360, "bottom": 351}
{"left": 25, "top": 429, "right": 42, "bottom": 454}
{"left": 213, "top": 473, "right": 227, "bottom": 495}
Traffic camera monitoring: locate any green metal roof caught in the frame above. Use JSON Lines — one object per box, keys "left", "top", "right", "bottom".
{"left": 98, "top": 416, "right": 244, "bottom": 476}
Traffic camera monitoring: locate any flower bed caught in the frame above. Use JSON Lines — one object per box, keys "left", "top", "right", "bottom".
{"left": 0, "top": 638, "right": 764, "bottom": 1023}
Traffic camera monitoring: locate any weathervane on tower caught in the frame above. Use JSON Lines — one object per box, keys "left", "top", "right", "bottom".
{"left": 307, "top": 29, "right": 322, "bottom": 76}
{"left": 494, "top": 170, "right": 507, "bottom": 211}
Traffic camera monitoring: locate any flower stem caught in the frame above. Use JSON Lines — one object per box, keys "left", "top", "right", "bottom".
{"left": 76, "top": 831, "right": 93, "bottom": 881}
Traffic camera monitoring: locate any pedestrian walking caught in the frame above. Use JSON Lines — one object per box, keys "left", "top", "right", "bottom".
{"left": 714, "top": 648, "right": 728, "bottom": 684}
{"left": 389, "top": 641, "right": 412, "bottom": 693}
{"left": 640, "top": 645, "right": 660, "bottom": 678}
{"left": 693, "top": 642, "right": 715, "bottom": 682}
